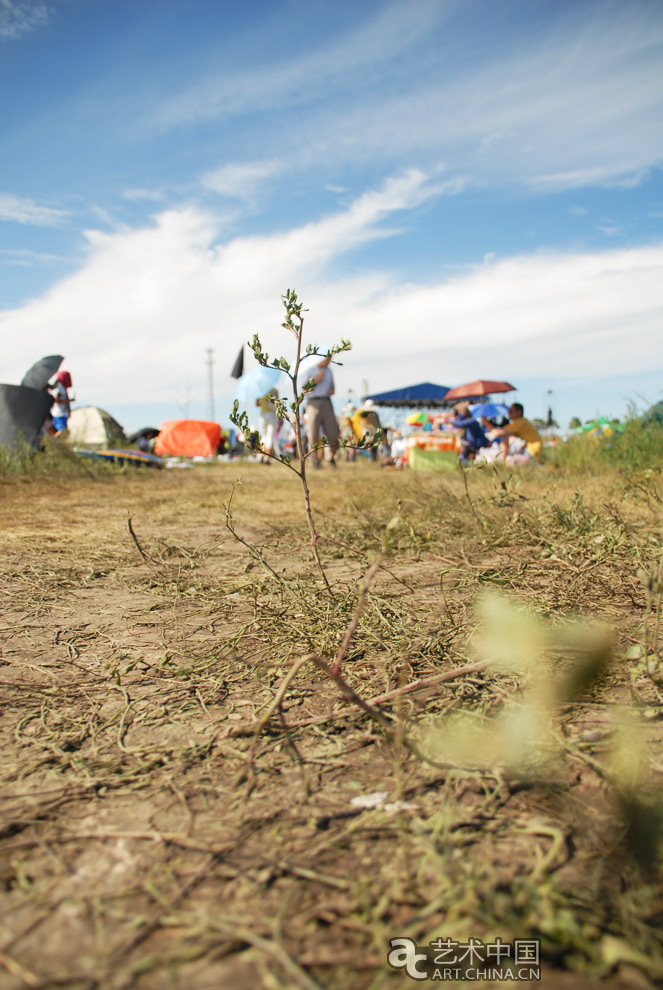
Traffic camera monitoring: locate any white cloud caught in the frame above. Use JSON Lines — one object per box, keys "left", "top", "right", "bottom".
{"left": 148, "top": 0, "right": 447, "bottom": 132}
{"left": 597, "top": 223, "right": 621, "bottom": 237}
{"left": 0, "top": 247, "right": 68, "bottom": 267}
{"left": 0, "top": 192, "right": 68, "bottom": 226}
{"left": 200, "top": 160, "right": 280, "bottom": 201}
{"left": 0, "top": 175, "right": 661, "bottom": 416}
{"left": 142, "top": 2, "right": 663, "bottom": 191}
{"left": 336, "top": 246, "right": 663, "bottom": 390}
{"left": 121, "top": 188, "right": 167, "bottom": 203}
{"left": 0, "top": 0, "right": 47, "bottom": 40}
{"left": 532, "top": 167, "right": 649, "bottom": 192}
{"left": 307, "top": 13, "right": 663, "bottom": 188}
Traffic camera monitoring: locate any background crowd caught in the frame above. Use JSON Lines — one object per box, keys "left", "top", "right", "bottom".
{"left": 253, "top": 349, "right": 542, "bottom": 469}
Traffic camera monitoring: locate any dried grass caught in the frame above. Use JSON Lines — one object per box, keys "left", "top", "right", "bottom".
{"left": 0, "top": 460, "right": 661, "bottom": 989}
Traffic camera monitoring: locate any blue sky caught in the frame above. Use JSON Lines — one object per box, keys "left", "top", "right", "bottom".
{"left": 1, "top": 0, "right": 662, "bottom": 431}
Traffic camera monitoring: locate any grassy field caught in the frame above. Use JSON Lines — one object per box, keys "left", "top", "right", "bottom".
{"left": 1, "top": 451, "right": 662, "bottom": 989}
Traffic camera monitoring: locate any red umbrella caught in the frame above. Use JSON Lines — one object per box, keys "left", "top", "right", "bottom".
{"left": 445, "top": 379, "right": 516, "bottom": 400}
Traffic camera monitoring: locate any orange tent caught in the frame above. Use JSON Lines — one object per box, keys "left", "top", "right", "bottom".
{"left": 154, "top": 420, "right": 221, "bottom": 457}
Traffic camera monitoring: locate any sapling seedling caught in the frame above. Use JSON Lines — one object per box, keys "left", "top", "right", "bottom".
{"left": 231, "top": 289, "right": 383, "bottom": 592}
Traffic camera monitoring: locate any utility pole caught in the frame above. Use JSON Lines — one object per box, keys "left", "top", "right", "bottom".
{"left": 545, "top": 388, "right": 556, "bottom": 430}
{"left": 205, "top": 348, "right": 215, "bottom": 422}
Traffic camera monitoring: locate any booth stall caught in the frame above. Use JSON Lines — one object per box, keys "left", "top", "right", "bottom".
{"left": 363, "top": 382, "right": 459, "bottom": 470}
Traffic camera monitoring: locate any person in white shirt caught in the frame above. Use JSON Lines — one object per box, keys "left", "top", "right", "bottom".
{"left": 49, "top": 370, "right": 73, "bottom": 434}
{"left": 302, "top": 355, "right": 339, "bottom": 469}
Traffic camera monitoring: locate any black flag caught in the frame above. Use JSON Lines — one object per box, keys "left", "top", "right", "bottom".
{"left": 230, "top": 347, "right": 244, "bottom": 379}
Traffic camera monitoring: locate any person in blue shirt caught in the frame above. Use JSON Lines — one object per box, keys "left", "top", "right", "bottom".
{"left": 452, "top": 402, "right": 489, "bottom": 462}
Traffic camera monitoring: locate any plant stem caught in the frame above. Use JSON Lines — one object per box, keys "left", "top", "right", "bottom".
{"left": 332, "top": 555, "right": 382, "bottom": 674}
{"left": 289, "top": 307, "right": 332, "bottom": 595}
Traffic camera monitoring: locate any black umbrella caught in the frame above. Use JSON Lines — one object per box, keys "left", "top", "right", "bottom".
{"left": 21, "top": 355, "right": 64, "bottom": 391}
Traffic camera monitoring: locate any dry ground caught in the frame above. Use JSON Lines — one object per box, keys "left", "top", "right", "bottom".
{"left": 0, "top": 459, "right": 662, "bottom": 990}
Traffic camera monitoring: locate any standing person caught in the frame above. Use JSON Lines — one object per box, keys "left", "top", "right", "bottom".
{"left": 302, "top": 354, "right": 339, "bottom": 469}
{"left": 352, "top": 399, "right": 381, "bottom": 461}
{"left": 492, "top": 402, "right": 543, "bottom": 464}
{"left": 49, "top": 370, "right": 73, "bottom": 435}
{"left": 256, "top": 389, "right": 281, "bottom": 463}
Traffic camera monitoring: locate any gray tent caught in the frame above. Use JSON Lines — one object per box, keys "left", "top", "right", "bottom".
{"left": 0, "top": 384, "right": 53, "bottom": 450}
{"left": 0, "top": 354, "right": 64, "bottom": 450}
{"left": 68, "top": 406, "right": 126, "bottom": 447}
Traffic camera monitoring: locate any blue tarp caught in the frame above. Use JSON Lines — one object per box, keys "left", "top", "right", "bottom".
{"left": 364, "top": 382, "right": 451, "bottom": 408}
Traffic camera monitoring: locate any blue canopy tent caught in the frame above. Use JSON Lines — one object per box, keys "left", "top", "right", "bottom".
{"left": 363, "top": 382, "right": 451, "bottom": 408}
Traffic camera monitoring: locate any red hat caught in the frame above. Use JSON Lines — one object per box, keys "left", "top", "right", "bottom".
{"left": 56, "top": 370, "right": 72, "bottom": 388}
